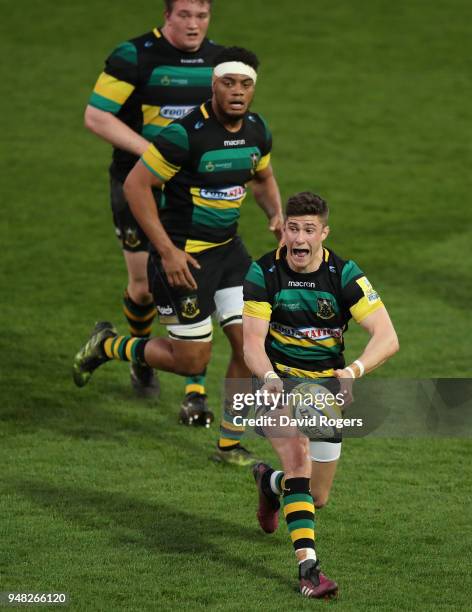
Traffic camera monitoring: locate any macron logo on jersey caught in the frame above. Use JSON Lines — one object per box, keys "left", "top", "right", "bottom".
{"left": 288, "top": 280, "right": 316, "bottom": 288}
{"left": 180, "top": 58, "right": 204, "bottom": 64}
{"left": 224, "top": 139, "right": 246, "bottom": 147}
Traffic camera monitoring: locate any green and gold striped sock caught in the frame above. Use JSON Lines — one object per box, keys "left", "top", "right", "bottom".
{"left": 282, "top": 477, "right": 316, "bottom": 557}
{"left": 103, "top": 335, "right": 148, "bottom": 365}
{"left": 185, "top": 372, "right": 206, "bottom": 396}
{"left": 218, "top": 401, "right": 247, "bottom": 450}
{"left": 123, "top": 291, "right": 156, "bottom": 338}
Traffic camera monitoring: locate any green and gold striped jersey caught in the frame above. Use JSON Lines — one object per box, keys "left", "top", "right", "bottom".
{"left": 141, "top": 101, "right": 272, "bottom": 253}
{"left": 243, "top": 246, "right": 384, "bottom": 378}
{"left": 88, "top": 28, "right": 223, "bottom": 181}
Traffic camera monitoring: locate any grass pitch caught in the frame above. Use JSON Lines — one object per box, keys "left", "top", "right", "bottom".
{"left": 1, "top": 1, "right": 471, "bottom": 609}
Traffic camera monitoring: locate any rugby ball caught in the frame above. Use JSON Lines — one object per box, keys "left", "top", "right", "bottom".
{"left": 287, "top": 382, "right": 343, "bottom": 439}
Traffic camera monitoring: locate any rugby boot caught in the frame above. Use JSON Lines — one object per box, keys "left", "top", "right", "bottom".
{"left": 212, "top": 444, "right": 259, "bottom": 467}
{"left": 299, "top": 559, "right": 338, "bottom": 599}
{"left": 130, "top": 362, "right": 160, "bottom": 399}
{"left": 73, "top": 321, "right": 117, "bottom": 387}
{"left": 179, "top": 392, "right": 214, "bottom": 427}
{"left": 252, "top": 462, "right": 280, "bottom": 533}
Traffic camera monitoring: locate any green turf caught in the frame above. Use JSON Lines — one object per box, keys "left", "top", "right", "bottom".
{"left": 1, "top": 0, "right": 471, "bottom": 609}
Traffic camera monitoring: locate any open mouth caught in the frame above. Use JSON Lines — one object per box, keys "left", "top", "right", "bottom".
{"left": 229, "top": 100, "right": 245, "bottom": 111}
{"left": 291, "top": 247, "right": 310, "bottom": 261}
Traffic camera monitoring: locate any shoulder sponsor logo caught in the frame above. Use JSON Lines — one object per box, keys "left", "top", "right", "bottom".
{"left": 199, "top": 186, "right": 246, "bottom": 201}
{"left": 329, "top": 265, "right": 337, "bottom": 273}
{"left": 224, "top": 139, "right": 246, "bottom": 147}
{"left": 356, "top": 276, "right": 380, "bottom": 303}
{"left": 248, "top": 115, "right": 256, "bottom": 122}
{"left": 250, "top": 152, "right": 260, "bottom": 172}
{"left": 194, "top": 121, "right": 204, "bottom": 130}
{"left": 288, "top": 281, "right": 316, "bottom": 288}
{"left": 160, "top": 105, "right": 195, "bottom": 119}
{"left": 144, "top": 41, "right": 154, "bottom": 48}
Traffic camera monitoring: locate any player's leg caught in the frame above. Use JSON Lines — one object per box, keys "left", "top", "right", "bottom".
{"left": 111, "top": 174, "right": 159, "bottom": 396}
{"left": 122, "top": 250, "right": 160, "bottom": 396}
{"left": 213, "top": 288, "right": 254, "bottom": 464}
{"left": 264, "top": 433, "right": 338, "bottom": 598}
{"left": 211, "top": 239, "right": 259, "bottom": 465}
{"left": 72, "top": 319, "right": 211, "bottom": 386}
{"left": 165, "top": 319, "right": 215, "bottom": 427}
{"left": 253, "top": 441, "right": 341, "bottom": 532}
{"left": 309, "top": 441, "right": 341, "bottom": 509}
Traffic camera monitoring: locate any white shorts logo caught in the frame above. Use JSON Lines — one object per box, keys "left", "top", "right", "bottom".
{"left": 158, "top": 305, "right": 174, "bottom": 316}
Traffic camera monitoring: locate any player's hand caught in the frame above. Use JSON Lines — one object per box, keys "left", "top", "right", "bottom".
{"left": 161, "top": 247, "right": 200, "bottom": 290}
{"left": 268, "top": 213, "right": 284, "bottom": 242}
{"left": 260, "top": 371, "right": 284, "bottom": 408}
{"left": 333, "top": 369, "right": 355, "bottom": 408}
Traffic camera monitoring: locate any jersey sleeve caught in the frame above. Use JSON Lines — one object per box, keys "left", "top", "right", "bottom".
{"left": 243, "top": 262, "right": 272, "bottom": 321}
{"left": 88, "top": 41, "right": 138, "bottom": 114}
{"left": 255, "top": 114, "right": 273, "bottom": 172}
{"left": 341, "top": 260, "right": 384, "bottom": 323}
{"left": 141, "top": 123, "right": 190, "bottom": 182}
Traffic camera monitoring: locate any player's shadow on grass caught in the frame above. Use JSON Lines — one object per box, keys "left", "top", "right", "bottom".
{"left": 14, "top": 480, "right": 293, "bottom": 588}
{"left": 1, "top": 392, "right": 215, "bottom": 467}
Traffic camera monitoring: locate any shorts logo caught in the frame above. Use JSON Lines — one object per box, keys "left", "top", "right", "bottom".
{"left": 316, "top": 298, "right": 335, "bottom": 320}
{"left": 160, "top": 105, "right": 195, "bottom": 120}
{"left": 199, "top": 186, "right": 246, "bottom": 201}
{"left": 157, "top": 305, "right": 174, "bottom": 316}
{"left": 180, "top": 295, "right": 200, "bottom": 319}
{"left": 124, "top": 228, "right": 140, "bottom": 249}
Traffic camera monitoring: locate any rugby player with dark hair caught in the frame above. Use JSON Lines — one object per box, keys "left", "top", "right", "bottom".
{"left": 74, "top": 47, "right": 284, "bottom": 464}
{"left": 84, "top": 0, "right": 220, "bottom": 403}
{"left": 243, "top": 191, "right": 399, "bottom": 598}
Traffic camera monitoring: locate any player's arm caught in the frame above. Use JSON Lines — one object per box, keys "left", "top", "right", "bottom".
{"left": 123, "top": 158, "right": 199, "bottom": 290}
{"left": 251, "top": 165, "right": 284, "bottom": 241}
{"left": 85, "top": 42, "right": 149, "bottom": 155}
{"left": 84, "top": 105, "right": 149, "bottom": 156}
{"left": 243, "top": 314, "right": 283, "bottom": 393}
{"left": 334, "top": 306, "right": 399, "bottom": 379}
{"left": 243, "top": 258, "right": 284, "bottom": 392}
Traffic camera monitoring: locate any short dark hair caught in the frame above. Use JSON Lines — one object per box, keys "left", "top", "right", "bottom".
{"left": 164, "top": 0, "right": 212, "bottom": 12}
{"left": 213, "top": 46, "right": 259, "bottom": 71}
{"left": 285, "top": 192, "right": 329, "bottom": 224}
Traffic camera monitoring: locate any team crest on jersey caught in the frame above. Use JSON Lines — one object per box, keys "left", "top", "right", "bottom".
{"left": 180, "top": 295, "right": 200, "bottom": 319}
{"left": 316, "top": 298, "right": 335, "bottom": 320}
{"left": 124, "top": 228, "right": 140, "bottom": 249}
